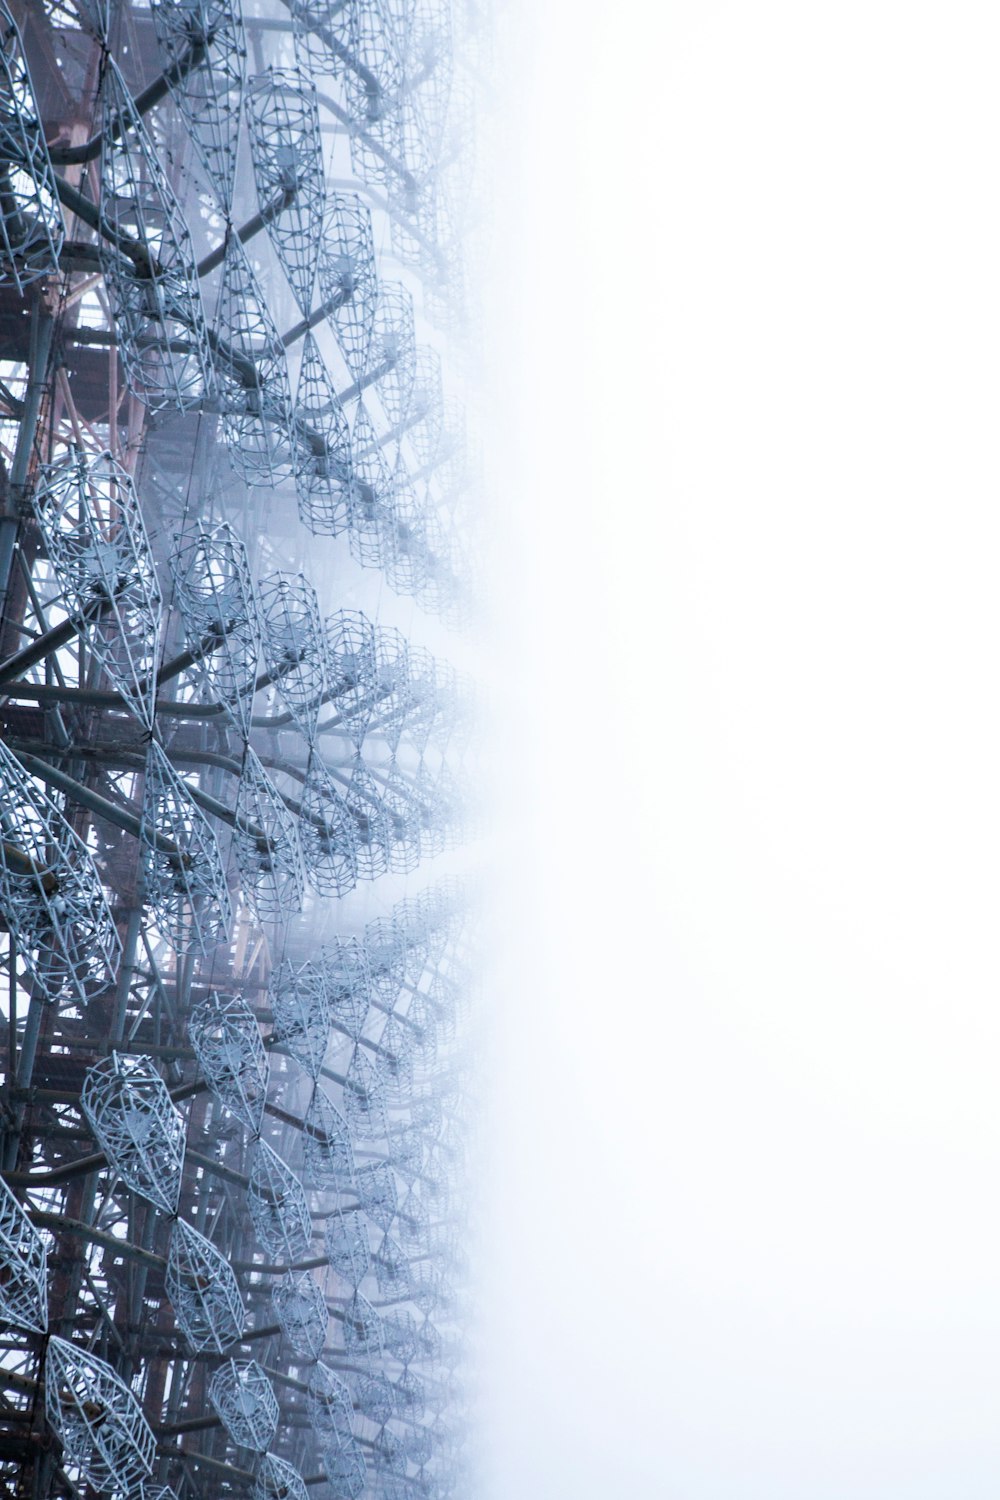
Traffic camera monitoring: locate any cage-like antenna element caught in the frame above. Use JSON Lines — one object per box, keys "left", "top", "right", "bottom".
{"left": 0, "top": 739, "right": 121, "bottom": 1008}
{"left": 189, "top": 990, "right": 268, "bottom": 1134}
{"left": 140, "top": 740, "right": 232, "bottom": 955}
{"left": 253, "top": 1453, "right": 310, "bottom": 1500}
{"left": 302, "top": 1086, "right": 355, "bottom": 1190}
{"left": 149, "top": 0, "right": 245, "bottom": 214}
{"left": 377, "top": 763, "right": 423, "bottom": 877}
{"left": 32, "top": 451, "right": 162, "bottom": 733}
{"left": 166, "top": 1218, "right": 245, "bottom": 1353}
{"left": 214, "top": 234, "right": 296, "bottom": 487}
{"left": 168, "top": 522, "right": 262, "bottom": 737}
{"left": 99, "top": 55, "right": 215, "bottom": 411}
{"left": 80, "top": 1052, "right": 185, "bottom": 1214}
{"left": 373, "top": 1233, "right": 412, "bottom": 1302}
{"left": 234, "top": 746, "right": 305, "bottom": 919}
{"left": 271, "top": 959, "right": 329, "bottom": 1079}
{"left": 344, "top": 1042, "right": 387, "bottom": 1138}
{"left": 208, "top": 1360, "right": 279, "bottom": 1452}
{"left": 247, "top": 1140, "right": 312, "bottom": 1262}
{"left": 364, "top": 914, "right": 407, "bottom": 1007}
{"left": 324, "top": 610, "right": 379, "bottom": 745}
{"left": 307, "top": 1363, "right": 354, "bottom": 1450}
{"left": 259, "top": 571, "right": 327, "bottom": 746}
{"left": 341, "top": 757, "right": 391, "bottom": 881}
{"left": 323, "top": 936, "right": 371, "bottom": 1042}
{"left": 0, "top": 2, "right": 64, "bottom": 290}
{"left": 45, "top": 1336, "right": 156, "bottom": 1495}
{"left": 324, "top": 1204, "right": 370, "bottom": 1288}
{"left": 247, "top": 66, "right": 326, "bottom": 316}
{"left": 353, "top": 1159, "right": 398, "bottom": 1233}
{"left": 370, "top": 625, "right": 413, "bottom": 753}
{"left": 341, "top": 1290, "right": 383, "bottom": 1359}
{"left": 318, "top": 193, "right": 378, "bottom": 377}
{"left": 355, "top": 1372, "right": 395, "bottom": 1425}
{"left": 343, "top": 0, "right": 405, "bottom": 184}
{"left": 272, "top": 1270, "right": 327, "bottom": 1360}
{"left": 299, "top": 759, "right": 358, "bottom": 897}
{"left": 320, "top": 1442, "right": 367, "bottom": 1500}
{"left": 0, "top": 1175, "right": 47, "bottom": 1332}
{"left": 294, "top": 333, "right": 352, "bottom": 535}
{"left": 397, "top": 1186, "right": 430, "bottom": 1256}
{"left": 347, "top": 402, "right": 395, "bottom": 570}
{"left": 369, "top": 281, "right": 417, "bottom": 426}
{"left": 372, "top": 1424, "right": 407, "bottom": 1480}
{"left": 380, "top": 1308, "right": 419, "bottom": 1365}
{"left": 400, "top": 0, "right": 453, "bottom": 162}
{"left": 291, "top": 0, "right": 351, "bottom": 80}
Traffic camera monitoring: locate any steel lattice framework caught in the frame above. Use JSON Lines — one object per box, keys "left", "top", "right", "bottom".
{"left": 0, "top": 1, "right": 484, "bottom": 1495}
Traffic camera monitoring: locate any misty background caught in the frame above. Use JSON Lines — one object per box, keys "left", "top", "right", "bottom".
{"left": 476, "top": 3, "right": 1000, "bottom": 1497}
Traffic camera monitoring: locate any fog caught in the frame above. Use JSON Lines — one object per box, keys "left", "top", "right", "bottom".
{"left": 478, "top": 4, "right": 1000, "bottom": 1496}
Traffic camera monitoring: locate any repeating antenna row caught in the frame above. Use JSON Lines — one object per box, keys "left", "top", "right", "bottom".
{"left": 0, "top": 2, "right": 486, "bottom": 1497}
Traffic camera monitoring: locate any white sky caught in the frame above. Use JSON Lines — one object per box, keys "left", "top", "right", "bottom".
{"left": 477, "top": 3, "right": 1000, "bottom": 1496}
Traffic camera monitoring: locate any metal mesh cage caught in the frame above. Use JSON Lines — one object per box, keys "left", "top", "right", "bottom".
{"left": 189, "top": 990, "right": 269, "bottom": 1134}
{"left": 0, "top": 2, "right": 64, "bottom": 290}
{"left": 0, "top": 739, "right": 121, "bottom": 1008}
{"left": 80, "top": 1052, "right": 186, "bottom": 1215}
{"left": 44, "top": 1336, "right": 156, "bottom": 1495}
{"left": 252, "top": 1452, "right": 309, "bottom": 1500}
{"left": 32, "top": 450, "right": 163, "bottom": 732}
{"left": 99, "top": 55, "right": 215, "bottom": 412}
{"left": 208, "top": 1359, "right": 279, "bottom": 1452}
{"left": 0, "top": 1175, "right": 47, "bottom": 1333}
{"left": 140, "top": 740, "right": 233, "bottom": 956}
{"left": 247, "top": 66, "right": 325, "bottom": 316}
{"left": 166, "top": 1218, "right": 245, "bottom": 1354}
{"left": 272, "top": 1270, "right": 327, "bottom": 1360}
{"left": 247, "top": 1140, "right": 312, "bottom": 1263}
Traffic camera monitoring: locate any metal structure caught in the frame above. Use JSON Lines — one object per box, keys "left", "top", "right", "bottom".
{"left": 0, "top": 2, "right": 483, "bottom": 1495}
